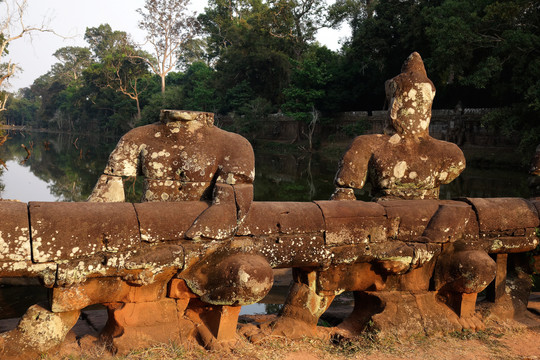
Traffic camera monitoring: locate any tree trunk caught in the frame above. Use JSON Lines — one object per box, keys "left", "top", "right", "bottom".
{"left": 135, "top": 97, "right": 141, "bottom": 120}
{"left": 161, "top": 74, "right": 166, "bottom": 94}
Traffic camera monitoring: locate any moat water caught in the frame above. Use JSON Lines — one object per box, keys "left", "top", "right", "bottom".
{"left": 0, "top": 130, "right": 534, "bottom": 319}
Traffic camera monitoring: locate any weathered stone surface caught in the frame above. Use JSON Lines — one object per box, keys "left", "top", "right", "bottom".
{"left": 421, "top": 202, "right": 478, "bottom": 242}
{"left": 315, "top": 200, "right": 389, "bottom": 245}
{"left": 462, "top": 197, "right": 539, "bottom": 232}
{"left": 363, "top": 291, "right": 464, "bottom": 336}
{"left": 185, "top": 300, "right": 242, "bottom": 350}
{"left": 481, "top": 230, "right": 539, "bottom": 253}
{"left": 237, "top": 202, "right": 324, "bottom": 236}
{"left": 51, "top": 271, "right": 174, "bottom": 312}
{"left": 380, "top": 199, "right": 441, "bottom": 240}
{"left": 317, "top": 263, "right": 385, "bottom": 295}
{"left": 275, "top": 281, "right": 334, "bottom": 332}
{"left": 434, "top": 245, "right": 496, "bottom": 293}
{"left": 100, "top": 299, "right": 183, "bottom": 355}
{"left": 0, "top": 304, "right": 80, "bottom": 358}
{"left": 0, "top": 109, "right": 538, "bottom": 356}
{"left": 0, "top": 201, "right": 30, "bottom": 262}
{"left": 182, "top": 253, "right": 273, "bottom": 305}
{"left": 53, "top": 244, "right": 183, "bottom": 287}
{"left": 229, "top": 235, "right": 329, "bottom": 268}
{"left": 0, "top": 261, "right": 56, "bottom": 285}
{"left": 383, "top": 257, "right": 437, "bottom": 291}
{"left": 332, "top": 52, "right": 465, "bottom": 200}
{"left": 135, "top": 201, "right": 209, "bottom": 242}
{"left": 30, "top": 202, "right": 140, "bottom": 263}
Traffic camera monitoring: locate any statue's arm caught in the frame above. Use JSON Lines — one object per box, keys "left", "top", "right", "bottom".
{"left": 185, "top": 135, "right": 255, "bottom": 240}
{"left": 88, "top": 134, "right": 141, "bottom": 202}
{"left": 440, "top": 143, "right": 466, "bottom": 185}
{"left": 330, "top": 136, "right": 372, "bottom": 200}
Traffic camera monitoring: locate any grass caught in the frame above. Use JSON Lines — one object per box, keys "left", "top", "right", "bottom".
{"left": 39, "top": 325, "right": 539, "bottom": 360}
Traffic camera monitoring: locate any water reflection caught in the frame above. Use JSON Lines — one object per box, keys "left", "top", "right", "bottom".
{"left": 2, "top": 161, "right": 58, "bottom": 202}
{"left": 0, "top": 131, "right": 117, "bottom": 202}
{"left": 0, "top": 131, "right": 533, "bottom": 321}
{"left": 0, "top": 131, "right": 532, "bottom": 202}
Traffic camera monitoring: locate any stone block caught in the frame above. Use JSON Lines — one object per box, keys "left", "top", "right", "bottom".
{"left": 0, "top": 201, "right": 30, "bottom": 262}
{"left": 30, "top": 202, "right": 140, "bottom": 262}
{"left": 237, "top": 202, "right": 324, "bottom": 236}
{"left": 135, "top": 201, "right": 208, "bottom": 242}
{"left": 463, "top": 197, "right": 539, "bottom": 232}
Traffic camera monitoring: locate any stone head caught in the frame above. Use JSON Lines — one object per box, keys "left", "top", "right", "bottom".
{"left": 160, "top": 109, "right": 214, "bottom": 127}
{"left": 385, "top": 52, "right": 435, "bottom": 138}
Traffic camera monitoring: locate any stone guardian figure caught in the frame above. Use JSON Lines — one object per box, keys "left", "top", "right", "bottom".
{"left": 89, "top": 109, "right": 255, "bottom": 240}
{"left": 331, "top": 52, "right": 466, "bottom": 200}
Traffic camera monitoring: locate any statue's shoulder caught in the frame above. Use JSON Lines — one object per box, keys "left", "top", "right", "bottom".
{"left": 431, "top": 138, "right": 464, "bottom": 158}
{"left": 349, "top": 134, "right": 388, "bottom": 152}
{"left": 119, "top": 122, "right": 163, "bottom": 141}
{"left": 211, "top": 127, "right": 254, "bottom": 151}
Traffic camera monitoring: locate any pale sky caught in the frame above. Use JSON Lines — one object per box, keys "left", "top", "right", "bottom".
{"left": 4, "top": 0, "right": 350, "bottom": 91}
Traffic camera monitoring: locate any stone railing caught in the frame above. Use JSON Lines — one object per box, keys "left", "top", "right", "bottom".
{"left": 0, "top": 197, "right": 538, "bottom": 357}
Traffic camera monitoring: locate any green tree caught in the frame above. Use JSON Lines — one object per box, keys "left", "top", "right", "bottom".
{"left": 350, "top": 0, "right": 428, "bottom": 108}
{"left": 282, "top": 45, "right": 331, "bottom": 150}
{"left": 424, "top": 0, "right": 540, "bottom": 154}
{"left": 85, "top": 25, "right": 151, "bottom": 123}
{"left": 267, "top": 0, "right": 331, "bottom": 59}
{"left": 200, "top": 0, "right": 295, "bottom": 110}
{"left": 51, "top": 47, "right": 92, "bottom": 84}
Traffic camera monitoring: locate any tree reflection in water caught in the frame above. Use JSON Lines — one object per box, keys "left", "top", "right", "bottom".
{"left": 0, "top": 130, "right": 533, "bottom": 203}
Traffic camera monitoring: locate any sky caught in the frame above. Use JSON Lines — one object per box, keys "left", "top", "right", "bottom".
{"left": 4, "top": 0, "right": 351, "bottom": 92}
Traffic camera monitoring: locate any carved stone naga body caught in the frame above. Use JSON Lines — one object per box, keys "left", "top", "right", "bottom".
{"left": 0, "top": 54, "right": 538, "bottom": 358}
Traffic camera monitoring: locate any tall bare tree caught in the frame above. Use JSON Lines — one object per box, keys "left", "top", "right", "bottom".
{"left": 0, "top": 0, "right": 55, "bottom": 112}
{"left": 137, "top": 0, "right": 200, "bottom": 94}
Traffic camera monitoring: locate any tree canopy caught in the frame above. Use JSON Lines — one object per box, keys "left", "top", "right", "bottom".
{"left": 1, "top": 0, "right": 538, "bottom": 155}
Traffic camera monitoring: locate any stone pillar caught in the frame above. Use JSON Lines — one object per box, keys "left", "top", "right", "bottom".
{"left": 487, "top": 253, "right": 508, "bottom": 303}
{"left": 170, "top": 278, "right": 241, "bottom": 350}
{"left": 449, "top": 292, "right": 478, "bottom": 318}
{"left": 267, "top": 269, "right": 335, "bottom": 338}
{"left": 100, "top": 299, "right": 185, "bottom": 354}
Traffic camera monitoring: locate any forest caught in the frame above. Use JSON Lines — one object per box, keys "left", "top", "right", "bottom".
{"left": 1, "top": 0, "right": 539, "bottom": 155}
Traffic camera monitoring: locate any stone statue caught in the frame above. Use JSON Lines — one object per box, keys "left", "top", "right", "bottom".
{"left": 258, "top": 52, "right": 490, "bottom": 342}
{"left": 89, "top": 110, "right": 255, "bottom": 239}
{"left": 331, "top": 52, "right": 466, "bottom": 201}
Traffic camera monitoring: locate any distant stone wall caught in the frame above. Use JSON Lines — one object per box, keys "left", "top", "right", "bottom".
{"left": 220, "top": 108, "right": 517, "bottom": 146}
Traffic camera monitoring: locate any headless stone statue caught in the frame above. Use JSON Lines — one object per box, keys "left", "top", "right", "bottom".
{"left": 332, "top": 52, "right": 466, "bottom": 200}
{"left": 89, "top": 109, "right": 255, "bottom": 240}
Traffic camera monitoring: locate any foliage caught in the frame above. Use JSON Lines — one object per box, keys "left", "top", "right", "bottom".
{"left": 85, "top": 25, "right": 152, "bottom": 121}
{"left": 1, "top": 0, "right": 538, "bottom": 157}
{"left": 282, "top": 46, "right": 331, "bottom": 123}
{"left": 233, "top": 96, "right": 273, "bottom": 136}
{"left": 137, "top": 0, "right": 200, "bottom": 94}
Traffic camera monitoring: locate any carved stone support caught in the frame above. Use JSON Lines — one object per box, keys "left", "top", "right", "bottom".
{"left": 100, "top": 299, "right": 187, "bottom": 355}
{"left": 0, "top": 305, "right": 80, "bottom": 359}
{"left": 487, "top": 253, "right": 508, "bottom": 303}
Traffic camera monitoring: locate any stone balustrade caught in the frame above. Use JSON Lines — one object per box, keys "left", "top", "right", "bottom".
{"left": 0, "top": 197, "right": 538, "bottom": 357}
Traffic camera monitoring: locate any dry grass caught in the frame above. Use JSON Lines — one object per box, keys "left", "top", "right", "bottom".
{"left": 42, "top": 324, "right": 540, "bottom": 360}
